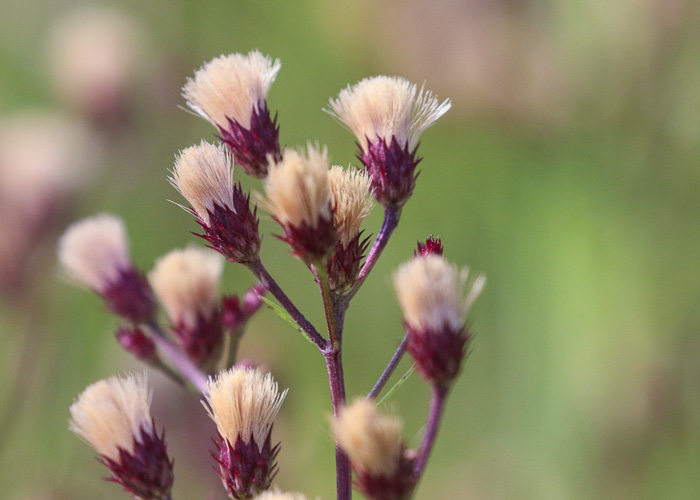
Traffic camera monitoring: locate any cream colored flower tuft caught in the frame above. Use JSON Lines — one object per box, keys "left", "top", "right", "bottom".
{"left": 326, "top": 75, "right": 451, "bottom": 150}
{"left": 393, "top": 255, "right": 485, "bottom": 332}
{"left": 58, "top": 213, "right": 130, "bottom": 291}
{"left": 264, "top": 144, "right": 331, "bottom": 228}
{"left": 327, "top": 166, "right": 374, "bottom": 247}
{"left": 205, "top": 367, "right": 287, "bottom": 451}
{"left": 253, "top": 490, "right": 312, "bottom": 500}
{"left": 332, "top": 398, "right": 404, "bottom": 477}
{"left": 183, "top": 51, "right": 281, "bottom": 129}
{"left": 69, "top": 374, "right": 152, "bottom": 461}
{"left": 170, "top": 141, "right": 235, "bottom": 225}
{"left": 149, "top": 246, "right": 223, "bottom": 328}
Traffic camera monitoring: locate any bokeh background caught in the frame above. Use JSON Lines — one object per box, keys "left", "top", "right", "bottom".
{"left": 1, "top": 0, "right": 699, "bottom": 498}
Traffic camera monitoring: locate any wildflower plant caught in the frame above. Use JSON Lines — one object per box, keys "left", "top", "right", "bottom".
{"left": 64, "top": 50, "right": 484, "bottom": 500}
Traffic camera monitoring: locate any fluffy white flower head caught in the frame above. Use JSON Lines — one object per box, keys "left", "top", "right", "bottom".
{"left": 264, "top": 144, "right": 331, "bottom": 228}
{"left": 69, "top": 374, "right": 153, "bottom": 461}
{"left": 170, "top": 141, "right": 235, "bottom": 225}
{"left": 393, "top": 255, "right": 485, "bottom": 332}
{"left": 327, "top": 166, "right": 374, "bottom": 247}
{"left": 149, "top": 246, "right": 224, "bottom": 328}
{"left": 332, "top": 398, "right": 404, "bottom": 477}
{"left": 326, "top": 75, "right": 451, "bottom": 150}
{"left": 204, "top": 367, "right": 287, "bottom": 452}
{"left": 183, "top": 51, "right": 281, "bottom": 129}
{"left": 58, "top": 213, "right": 130, "bottom": 290}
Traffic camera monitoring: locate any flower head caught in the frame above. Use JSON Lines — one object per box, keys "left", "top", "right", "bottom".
{"left": 183, "top": 51, "right": 282, "bottom": 177}
{"left": 254, "top": 491, "right": 311, "bottom": 500}
{"left": 264, "top": 144, "right": 336, "bottom": 263}
{"left": 333, "top": 398, "right": 414, "bottom": 500}
{"left": 69, "top": 374, "right": 173, "bottom": 500}
{"left": 393, "top": 255, "right": 485, "bottom": 386}
{"left": 171, "top": 141, "right": 261, "bottom": 264}
{"left": 327, "top": 165, "right": 374, "bottom": 248}
{"left": 58, "top": 214, "right": 155, "bottom": 323}
{"left": 205, "top": 367, "right": 288, "bottom": 499}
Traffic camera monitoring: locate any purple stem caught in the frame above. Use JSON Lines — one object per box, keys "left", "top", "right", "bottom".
{"left": 412, "top": 385, "right": 449, "bottom": 489}
{"left": 248, "top": 259, "right": 327, "bottom": 350}
{"left": 368, "top": 333, "right": 409, "bottom": 399}
{"left": 324, "top": 342, "right": 351, "bottom": 500}
{"left": 344, "top": 206, "right": 401, "bottom": 302}
{"left": 147, "top": 323, "right": 208, "bottom": 394}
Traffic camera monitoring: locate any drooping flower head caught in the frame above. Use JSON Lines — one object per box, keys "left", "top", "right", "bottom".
{"left": 58, "top": 214, "right": 155, "bottom": 323}
{"left": 171, "top": 141, "right": 261, "bottom": 264}
{"left": 204, "top": 367, "right": 288, "bottom": 499}
{"left": 149, "top": 246, "right": 225, "bottom": 368}
{"left": 263, "top": 144, "right": 336, "bottom": 264}
{"left": 69, "top": 374, "right": 173, "bottom": 500}
{"left": 327, "top": 76, "right": 451, "bottom": 208}
{"left": 393, "top": 255, "right": 485, "bottom": 386}
{"left": 326, "top": 165, "right": 374, "bottom": 292}
{"left": 332, "top": 398, "right": 414, "bottom": 500}
{"left": 183, "top": 51, "right": 282, "bottom": 177}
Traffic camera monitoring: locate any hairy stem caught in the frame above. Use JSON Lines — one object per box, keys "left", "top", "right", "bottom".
{"left": 411, "top": 385, "right": 449, "bottom": 490}
{"left": 248, "top": 259, "right": 326, "bottom": 350}
{"left": 345, "top": 206, "right": 401, "bottom": 302}
{"left": 368, "top": 333, "right": 409, "bottom": 399}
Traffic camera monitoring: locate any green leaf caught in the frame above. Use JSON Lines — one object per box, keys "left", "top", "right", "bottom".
{"left": 377, "top": 364, "right": 416, "bottom": 406}
{"left": 260, "top": 296, "right": 315, "bottom": 344}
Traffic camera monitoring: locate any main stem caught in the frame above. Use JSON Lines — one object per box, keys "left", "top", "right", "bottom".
{"left": 411, "top": 385, "right": 449, "bottom": 490}
{"left": 324, "top": 342, "right": 351, "bottom": 500}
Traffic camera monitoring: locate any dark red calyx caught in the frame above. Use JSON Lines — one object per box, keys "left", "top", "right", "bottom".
{"left": 171, "top": 310, "right": 224, "bottom": 371}
{"left": 406, "top": 323, "right": 471, "bottom": 386}
{"left": 101, "top": 267, "right": 156, "bottom": 324}
{"left": 100, "top": 422, "right": 174, "bottom": 500}
{"left": 415, "top": 235, "right": 443, "bottom": 257}
{"left": 355, "top": 450, "right": 415, "bottom": 500}
{"left": 360, "top": 136, "right": 421, "bottom": 208}
{"left": 217, "top": 102, "right": 282, "bottom": 178}
{"left": 327, "top": 232, "right": 370, "bottom": 293}
{"left": 116, "top": 326, "right": 157, "bottom": 362}
{"left": 212, "top": 430, "right": 280, "bottom": 499}
{"left": 274, "top": 213, "right": 337, "bottom": 264}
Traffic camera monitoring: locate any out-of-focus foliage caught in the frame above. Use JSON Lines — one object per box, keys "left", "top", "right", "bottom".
{"left": 1, "top": 0, "right": 699, "bottom": 498}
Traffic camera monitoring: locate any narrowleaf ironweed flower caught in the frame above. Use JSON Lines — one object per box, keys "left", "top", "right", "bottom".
{"left": 326, "top": 166, "right": 374, "bottom": 292}
{"left": 116, "top": 326, "right": 157, "bottom": 362}
{"left": 414, "top": 235, "right": 443, "bottom": 257}
{"left": 69, "top": 374, "right": 174, "bottom": 500}
{"left": 183, "top": 51, "right": 282, "bottom": 177}
{"left": 394, "top": 255, "right": 485, "bottom": 387}
{"left": 149, "top": 246, "right": 225, "bottom": 369}
{"left": 58, "top": 214, "right": 156, "bottom": 323}
{"left": 171, "top": 141, "right": 261, "bottom": 264}
{"left": 263, "top": 145, "right": 336, "bottom": 264}
{"left": 204, "top": 367, "right": 288, "bottom": 499}
{"left": 327, "top": 76, "right": 451, "bottom": 207}
{"left": 333, "top": 398, "right": 414, "bottom": 500}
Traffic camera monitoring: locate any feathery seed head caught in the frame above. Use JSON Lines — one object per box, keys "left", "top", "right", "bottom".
{"left": 58, "top": 213, "right": 130, "bottom": 291}
{"left": 171, "top": 141, "right": 235, "bottom": 226}
{"left": 328, "top": 165, "right": 374, "bottom": 247}
{"left": 333, "top": 398, "right": 404, "bottom": 478}
{"left": 205, "top": 367, "right": 287, "bottom": 451}
{"left": 149, "top": 246, "right": 223, "bottom": 328}
{"left": 183, "top": 51, "right": 281, "bottom": 129}
{"left": 327, "top": 76, "right": 451, "bottom": 150}
{"left": 69, "top": 374, "right": 152, "bottom": 461}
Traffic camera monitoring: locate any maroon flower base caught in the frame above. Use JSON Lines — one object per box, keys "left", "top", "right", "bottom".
{"left": 172, "top": 311, "right": 224, "bottom": 370}
{"left": 212, "top": 431, "right": 280, "bottom": 499}
{"left": 217, "top": 102, "right": 282, "bottom": 178}
{"left": 355, "top": 451, "right": 415, "bottom": 500}
{"left": 102, "top": 267, "right": 156, "bottom": 324}
{"left": 360, "top": 137, "right": 421, "bottom": 208}
{"left": 406, "top": 323, "right": 471, "bottom": 386}
{"left": 275, "top": 215, "right": 337, "bottom": 265}
{"left": 99, "top": 422, "right": 174, "bottom": 500}
{"left": 196, "top": 185, "right": 261, "bottom": 264}
{"left": 415, "top": 236, "right": 443, "bottom": 258}
{"left": 327, "top": 233, "right": 370, "bottom": 293}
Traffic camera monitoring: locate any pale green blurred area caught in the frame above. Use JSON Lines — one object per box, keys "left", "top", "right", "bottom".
{"left": 1, "top": 0, "right": 699, "bottom": 499}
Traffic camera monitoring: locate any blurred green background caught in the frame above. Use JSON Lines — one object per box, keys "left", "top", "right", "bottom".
{"left": 1, "top": 0, "right": 699, "bottom": 499}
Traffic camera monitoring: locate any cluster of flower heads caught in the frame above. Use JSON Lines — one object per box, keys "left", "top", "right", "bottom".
{"left": 64, "top": 49, "right": 483, "bottom": 500}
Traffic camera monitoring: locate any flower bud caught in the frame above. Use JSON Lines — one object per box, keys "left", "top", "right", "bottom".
{"left": 69, "top": 374, "right": 173, "bottom": 500}
{"left": 333, "top": 398, "right": 414, "bottom": 500}
{"left": 171, "top": 141, "right": 261, "bottom": 264}
{"left": 183, "top": 51, "right": 282, "bottom": 177}
{"left": 116, "top": 326, "right": 157, "bottom": 363}
{"left": 149, "top": 246, "right": 225, "bottom": 369}
{"left": 58, "top": 214, "right": 155, "bottom": 323}
{"left": 393, "top": 255, "right": 485, "bottom": 387}
{"left": 204, "top": 367, "right": 287, "bottom": 499}
{"left": 414, "top": 235, "right": 443, "bottom": 258}
{"left": 263, "top": 145, "right": 336, "bottom": 264}
{"left": 327, "top": 76, "right": 450, "bottom": 207}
